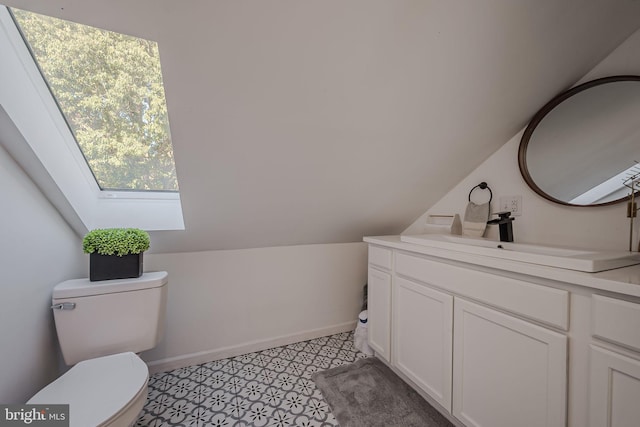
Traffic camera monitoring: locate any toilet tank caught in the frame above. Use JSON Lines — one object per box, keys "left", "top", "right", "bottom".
{"left": 52, "top": 271, "right": 168, "bottom": 365}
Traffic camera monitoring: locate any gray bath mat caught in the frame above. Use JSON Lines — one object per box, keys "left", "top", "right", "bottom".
{"left": 312, "top": 357, "right": 454, "bottom": 427}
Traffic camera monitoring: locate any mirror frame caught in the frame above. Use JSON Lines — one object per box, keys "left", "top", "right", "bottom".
{"left": 518, "top": 75, "right": 640, "bottom": 207}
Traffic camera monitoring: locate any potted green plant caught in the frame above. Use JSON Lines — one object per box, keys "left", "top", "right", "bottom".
{"left": 82, "top": 228, "right": 150, "bottom": 281}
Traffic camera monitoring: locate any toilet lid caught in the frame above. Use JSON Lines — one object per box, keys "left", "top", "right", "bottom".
{"left": 28, "top": 352, "right": 148, "bottom": 427}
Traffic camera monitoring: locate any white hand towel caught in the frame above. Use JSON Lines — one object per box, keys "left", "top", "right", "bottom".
{"left": 462, "top": 202, "right": 490, "bottom": 237}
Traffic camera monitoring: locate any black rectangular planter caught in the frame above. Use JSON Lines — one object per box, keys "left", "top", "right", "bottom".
{"left": 89, "top": 253, "right": 143, "bottom": 281}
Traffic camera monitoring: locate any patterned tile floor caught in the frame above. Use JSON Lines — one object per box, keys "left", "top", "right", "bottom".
{"left": 135, "top": 331, "right": 367, "bottom": 427}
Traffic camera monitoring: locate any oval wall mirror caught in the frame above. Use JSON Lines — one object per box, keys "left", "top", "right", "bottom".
{"left": 519, "top": 75, "right": 640, "bottom": 207}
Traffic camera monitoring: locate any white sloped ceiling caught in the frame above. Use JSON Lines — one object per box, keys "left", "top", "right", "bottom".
{"left": 5, "top": 0, "right": 640, "bottom": 252}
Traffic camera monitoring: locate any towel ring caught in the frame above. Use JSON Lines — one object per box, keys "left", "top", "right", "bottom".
{"left": 468, "top": 182, "right": 493, "bottom": 203}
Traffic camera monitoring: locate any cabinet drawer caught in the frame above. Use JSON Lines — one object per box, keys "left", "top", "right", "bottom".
{"left": 369, "top": 245, "right": 392, "bottom": 270}
{"left": 395, "top": 252, "right": 569, "bottom": 330}
{"left": 592, "top": 295, "right": 640, "bottom": 352}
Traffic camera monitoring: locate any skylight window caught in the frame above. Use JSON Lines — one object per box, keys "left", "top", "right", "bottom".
{"left": 11, "top": 8, "right": 178, "bottom": 192}
{"left": 570, "top": 163, "right": 640, "bottom": 205}
{"left": 0, "top": 6, "right": 183, "bottom": 231}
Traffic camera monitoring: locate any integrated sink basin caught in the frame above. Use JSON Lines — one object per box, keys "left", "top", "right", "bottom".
{"left": 399, "top": 234, "right": 640, "bottom": 272}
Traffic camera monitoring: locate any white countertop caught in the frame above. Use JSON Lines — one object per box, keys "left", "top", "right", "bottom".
{"left": 364, "top": 236, "right": 640, "bottom": 298}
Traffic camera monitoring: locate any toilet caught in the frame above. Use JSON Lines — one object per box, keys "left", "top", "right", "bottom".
{"left": 28, "top": 271, "right": 168, "bottom": 427}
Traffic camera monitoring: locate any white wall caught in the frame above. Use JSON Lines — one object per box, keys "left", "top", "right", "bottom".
{"left": 140, "top": 242, "right": 367, "bottom": 371}
{"left": 405, "top": 29, "right": 640, "bottom": 252}
{"left": 0, "top": 144, "right": 85, "bottom": 403}
{"left": 11, "top": 0, "right": 640, "bottom": 254}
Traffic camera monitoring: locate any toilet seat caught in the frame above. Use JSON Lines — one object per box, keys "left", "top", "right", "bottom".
{"left": 28, "top": 352, "right": 148, "bottom": 427}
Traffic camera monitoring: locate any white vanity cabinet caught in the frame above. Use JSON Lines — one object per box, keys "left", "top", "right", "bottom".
{"left": 589, "top": 345, "right": 640, "bottom": 427}
{"left": 362, "top": 236, "right": 640, "bottom": 427}
{"left": 367, "top": 245, "right": 393, "bottom": 363}
{"left": 453, "top": 298, "right": 567, "bottom": 427}
{"left": 588, "top": 295, "right": 640, "bottom": 427}
{"left": 388, "top": 249, "right": 567, "bottom": 427}
{"left": 393, "top": 276, "right": 453, "bottom": 411}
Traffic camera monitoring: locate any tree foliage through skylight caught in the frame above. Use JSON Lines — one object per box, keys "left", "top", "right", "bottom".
{"left": 12, "top": 8, "right": 178, "bottom": 191}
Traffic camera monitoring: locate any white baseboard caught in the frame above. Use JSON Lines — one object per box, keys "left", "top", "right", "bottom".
{"left": 145, "top": 321, "right": 357, "bottom": 374}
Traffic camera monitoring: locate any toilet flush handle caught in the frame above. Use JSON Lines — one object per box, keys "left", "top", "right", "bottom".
{"left": 51, "top": 302, "right": 76, "bottom": 310}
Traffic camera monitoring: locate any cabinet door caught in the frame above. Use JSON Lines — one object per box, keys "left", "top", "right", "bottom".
{"left": 394, "top": 277, "right": 453, "bottom": 411}
{"left": 589, "top": 345, "right": 640, "bottom": 427}
{"left": 368, "top": 267, "right": 392, "bottom": 362}
{"left": 453, "top": 298, "right": 567, "bottom": 427}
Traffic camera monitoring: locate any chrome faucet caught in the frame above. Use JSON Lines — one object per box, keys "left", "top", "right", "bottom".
{"left": 487, "top": 211, "right": 515, "bottom": 242}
